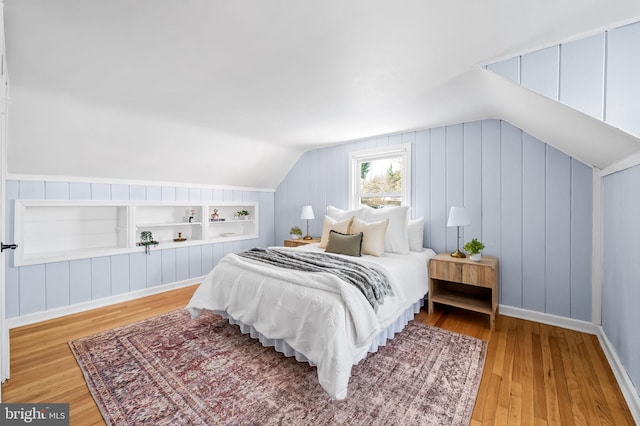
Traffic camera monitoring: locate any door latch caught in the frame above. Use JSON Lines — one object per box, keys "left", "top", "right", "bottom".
{"left": 1, "top": 242, "right": 17, "bottom": 252}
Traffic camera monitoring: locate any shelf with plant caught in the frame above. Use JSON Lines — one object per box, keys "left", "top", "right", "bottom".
{"left": 234, "top": 210, "right": 250, "bottom": 220}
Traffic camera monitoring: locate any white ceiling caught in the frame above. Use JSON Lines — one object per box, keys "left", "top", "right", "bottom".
{"left": 5, "top": 1, "right": 640, "bottom": 187}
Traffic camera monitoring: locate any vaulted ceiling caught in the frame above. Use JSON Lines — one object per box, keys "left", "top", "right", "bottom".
{"left": 5, "top": 1, "right": 640, "bottom": 188}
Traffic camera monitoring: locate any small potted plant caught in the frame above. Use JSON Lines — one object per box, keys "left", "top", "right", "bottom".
{"left": 137, "top": 231, "right": 159, "bottom": 255}
{"left": 464, "top": 238, "right": 485, "bottom": 261}
{"left": 235, "top": 210, "right": 250, "bottom": 220}
{"left": 290, "top": 226, "right": 303, "bottom": 240}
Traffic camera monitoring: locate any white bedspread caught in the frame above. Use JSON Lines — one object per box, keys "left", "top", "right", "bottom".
{"left": 186, "top": 244, "right": 436, "bottom": 400}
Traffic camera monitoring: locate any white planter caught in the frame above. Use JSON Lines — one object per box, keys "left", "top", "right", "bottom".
{"left": 469, "top": 253, "right": 482, "bottom": 262}
{"left": 290, "top": 234, "right": 300, "bottom": 240}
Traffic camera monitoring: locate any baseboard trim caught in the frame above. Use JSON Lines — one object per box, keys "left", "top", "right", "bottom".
{"left": 6, "top": 277, "right": 204, "bottom": 329}
{"left": 596, "top": 325, "right": 640, "bottom": 424}
{"left": 499, "top": 305, "right": 600, "bottom": 334}
{"left": 500, "top": 305, "right": 640, "bottom": 424}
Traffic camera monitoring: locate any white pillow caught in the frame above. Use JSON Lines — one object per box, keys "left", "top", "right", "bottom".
{"left": 361, "top": 205, "right": 410, "bottom": 254}
{"left": 350, "top": 217, "right": 389, "bottom": 257}
{"left": 326, "top": 206, "right": 363, "bottom": 221}
{"left": 408, "top": 217, "right": 424, "bottom": 251}
{"left": 319, "top": 216, "right": 353, "bottom": 248}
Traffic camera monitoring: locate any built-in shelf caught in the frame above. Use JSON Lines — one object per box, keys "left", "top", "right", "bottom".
{"left": 205, "top": 205, "right": 256, "bottom": 242}
{"left": 14, "top": 200, "right": 259, "bottom": 266}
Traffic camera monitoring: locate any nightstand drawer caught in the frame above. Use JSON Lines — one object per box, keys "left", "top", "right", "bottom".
{"left": 461, "top": 263, "right": 495, "bottom": 288}
{"left": 429, "top": 258, "right": 496, "bottom": 288}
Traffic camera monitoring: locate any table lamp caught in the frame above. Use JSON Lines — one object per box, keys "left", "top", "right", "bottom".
{"left": 447, "top": 206, "right": 471, "bottom": 258}
{"left": 300, "top": 205, "right": 315, "bottom": 240}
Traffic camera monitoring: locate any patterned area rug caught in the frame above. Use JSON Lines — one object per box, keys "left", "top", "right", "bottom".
{"left": 70, "top": 309, "right": 486, "bottom": 425}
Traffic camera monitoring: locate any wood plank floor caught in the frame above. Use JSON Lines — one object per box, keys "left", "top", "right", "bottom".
{"left": 2, "top": 285, "right": 635, "bottom": 425}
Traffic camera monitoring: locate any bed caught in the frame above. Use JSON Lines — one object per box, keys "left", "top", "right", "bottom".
{"left": 186, "top": 206, "right": 435, "bottom": 400}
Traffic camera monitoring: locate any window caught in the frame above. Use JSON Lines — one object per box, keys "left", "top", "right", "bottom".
{"left": 349, "top": 144, "right": 411, "bottom": 209}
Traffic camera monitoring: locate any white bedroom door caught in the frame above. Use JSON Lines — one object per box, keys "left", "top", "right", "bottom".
{"left": 0, "top": 3, "right": 7, "bottom": 400}
{"left": 0, "top": 76, "right": 5, "bottom": 400}
{"left": 0, "top": 81, "right": 5, "bottom": 404}
{"left": 0, "top": 80, "right": 11, "bottom": 404}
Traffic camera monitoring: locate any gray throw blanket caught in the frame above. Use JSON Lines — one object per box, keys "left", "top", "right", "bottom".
{"left": 237, "top": 248, "right": 393, "bottom": 311}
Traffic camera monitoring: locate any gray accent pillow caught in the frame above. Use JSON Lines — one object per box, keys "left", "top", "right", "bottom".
{"left": 325, "top": 230, "right": 363, "bottom": 257}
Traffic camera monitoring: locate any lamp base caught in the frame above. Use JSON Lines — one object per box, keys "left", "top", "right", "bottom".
{"left": 450, "top": 250, "right": 466, "bottom": 258}
{"left": 303, "top": 235, "right": 313, "bottom": 240}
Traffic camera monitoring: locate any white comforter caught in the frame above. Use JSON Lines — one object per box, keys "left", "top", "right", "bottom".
{"left": 186, "top": 244, "right": 436, "bottom": 400}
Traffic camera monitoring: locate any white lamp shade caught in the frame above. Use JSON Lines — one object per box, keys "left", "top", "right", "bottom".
{"left": 300, "top": 205, "right": 315, "bottom": 220}
{"left": 447, "top": 206, "right": 471, "bottom": 227}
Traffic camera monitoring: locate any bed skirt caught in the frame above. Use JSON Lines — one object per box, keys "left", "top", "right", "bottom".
{"left": 213, "top": 298, "right": 424, "bottom": 367}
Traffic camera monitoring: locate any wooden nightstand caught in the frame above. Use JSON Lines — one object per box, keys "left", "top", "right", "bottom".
{"left": 428, "top": 252, "right": 499, "bottom": 330}
{"left": 283, "top": 238, "right": 320, "bottom": 247}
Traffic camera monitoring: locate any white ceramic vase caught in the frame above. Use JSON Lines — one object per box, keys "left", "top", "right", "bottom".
{"left": 469, "top": 253, "right": 482, "bottom": 262}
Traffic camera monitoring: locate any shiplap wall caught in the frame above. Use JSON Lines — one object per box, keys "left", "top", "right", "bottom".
{"left": 4, "top": 180, "right": 275, "bottom": 318}
{"left": 487, "top": 21, "right": 640, "bottom": 138}
{"left": 487, "top": 19, "right": 640, "bottom": 392}
{"left": 602, "top": 166, "right": 640, "bottom": 395}
{"left": 275, "top": 119, "right": 593, "bottom": 321}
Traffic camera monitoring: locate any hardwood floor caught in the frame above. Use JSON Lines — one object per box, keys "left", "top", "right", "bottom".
{"left": 2, "top": 285, "right": 635, "bottom": 425}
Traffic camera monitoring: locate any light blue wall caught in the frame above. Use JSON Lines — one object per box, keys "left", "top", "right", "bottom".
{"left": 5, "top": 180, "right": 275, "bottom": 318}
{"left": 602, "top": 166, "right": 640, "bottom": 391}
{"left": 275, "top": 119, "right": 593, "bottom": 321}
{"left": 487, "top": 21, "right": 640, "bottom": 138}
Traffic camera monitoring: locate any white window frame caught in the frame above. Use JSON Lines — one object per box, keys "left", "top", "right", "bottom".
{"left": 348, "top": 144, "right": 411, "bottom": 210}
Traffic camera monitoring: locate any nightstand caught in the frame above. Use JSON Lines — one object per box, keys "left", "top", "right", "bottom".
{"left": 428, "top": 252, "right": 499, "bottom": 330}
{"left": 283, "top": 238, "right": 320, "bottom": 247}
